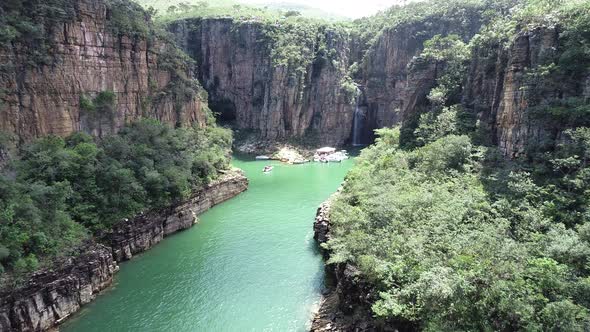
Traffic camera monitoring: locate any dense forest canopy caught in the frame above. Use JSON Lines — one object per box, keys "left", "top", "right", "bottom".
{"left": 0, "top": 121, "right": 232, "bottom": 279}
{"left": 321, "top": 0, "right": 590, "bottom": 330}
{"left": 328, "top": 125, "right": 590, "bottom": 330}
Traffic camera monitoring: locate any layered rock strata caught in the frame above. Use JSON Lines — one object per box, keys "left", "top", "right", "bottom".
{"left": 108, "top": 170, "right": 249, "bottom": 261}
{"left": 0, "top": 0, "right": 207, "bottom": 144}
{"left": 0, "top": 244, "right": 117, "bottom": 332}
{"left": 169, "top": 18, "right": 356, "bottom": 146}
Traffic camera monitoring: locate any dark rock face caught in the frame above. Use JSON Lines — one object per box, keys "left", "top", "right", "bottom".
{"left": 0, "top": 244, "right": 117, "bottom": 332}
{"left": 0, "top": 172, "right": 248, "bottom": 332}
{"left": 313, "top": 201, "right": 332, "bottom": 245}
{"left": 357, "top": 15, "right": 485, "bottom": 142}
{"left": 0, "top": 0, "right": 207, "bottom": 144}
{"left": 464, "top": 27, "right": 590, "bottom": 157}
{"left": 169, "top": 19, "right": 356, "bottom": 147}
{"left": 109, "top": 171, "right": 249, "bottom": 261}
{"left": 361, "top": 24, "right": 590, "bottom": 156}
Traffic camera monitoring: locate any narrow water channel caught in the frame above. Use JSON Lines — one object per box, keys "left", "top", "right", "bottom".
{"left": 61, "top": 155, "right": 354, "bottom": 332}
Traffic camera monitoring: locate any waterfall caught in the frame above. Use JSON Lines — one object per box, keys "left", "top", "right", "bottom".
{"left": 352, "top": 97, "right": 365, "bottom": 146}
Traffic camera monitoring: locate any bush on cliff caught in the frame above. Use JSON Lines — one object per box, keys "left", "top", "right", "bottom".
{"left": 327, "top": 126, "right": 590, "bottom": 330}
{"left": 0, "top": 120, "right": 231, "bottom": 277}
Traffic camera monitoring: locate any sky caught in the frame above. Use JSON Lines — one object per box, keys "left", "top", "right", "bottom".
{"left": 239, "top": 0, "right": 416, "bottom": 18}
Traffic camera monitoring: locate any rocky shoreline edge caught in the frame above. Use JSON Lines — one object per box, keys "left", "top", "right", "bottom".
{"left": 311, "top": 195, "right": 402, "bottom": 332}
{"left": 0, "top": 170, "right": 248, "bottom": 332}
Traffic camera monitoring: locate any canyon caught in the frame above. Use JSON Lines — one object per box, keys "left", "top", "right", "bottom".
{"left": 1, "top": 0, "right": 587, "bottom": 157}
{"left": 1, "top": 0, "right": 590, "bottom": 331}
{"left": 166, "top": 15, "right": 589, "bottom": 156}
{"left": 168, "top": 18, "right": 357, "bottom": 146}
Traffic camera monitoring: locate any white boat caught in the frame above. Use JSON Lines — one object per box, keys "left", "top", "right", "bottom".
{"left": 263, "top": 165, "right": 273, "bottom": 173}
{"left": 256, "top": 155, "right": 271, "bottom": 160}
{"left": 313, "top": 147, "right": 348, "bottom": 163}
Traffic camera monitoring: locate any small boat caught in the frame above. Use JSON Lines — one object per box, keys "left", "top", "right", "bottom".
{"left": 263, "top": 165, "right": 273, "bottom": 173}
{"left": 256, "top": 155, "right": 271, "bottom": 160}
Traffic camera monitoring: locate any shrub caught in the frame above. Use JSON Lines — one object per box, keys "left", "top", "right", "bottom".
{"left": 0, "top": 119, "right": 232, "bottom": 276}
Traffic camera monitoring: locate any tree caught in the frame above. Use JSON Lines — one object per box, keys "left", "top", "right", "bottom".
{"left": 285, "top": 10, "right": 301, "bottom": 17}
{"left": 167, "top": 5, "right": 178, "bottom": 14}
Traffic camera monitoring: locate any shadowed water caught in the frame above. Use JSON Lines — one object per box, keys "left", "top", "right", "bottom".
{"left": 61, "top": 155, "right": 354, "bottom": 332}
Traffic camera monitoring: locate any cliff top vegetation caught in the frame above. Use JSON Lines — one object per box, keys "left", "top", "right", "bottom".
{"left": 0, "top": 120, "right": 232, "bottom": 284}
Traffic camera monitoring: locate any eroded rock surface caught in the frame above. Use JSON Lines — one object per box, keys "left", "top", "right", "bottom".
{"left": 109, "top": 170, "right": 249, "bottom": 261}
{"left": 0, "top": 0, "right": 207, "bottom": 144}
{"left": 0, "top": 244, "right": 117, "bottom": 332}
{"left": 169, "top": 18, "right": 356, "bottom": 147}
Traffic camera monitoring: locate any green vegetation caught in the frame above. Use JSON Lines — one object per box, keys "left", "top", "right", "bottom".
{"left": 0, "top": 120, "right": 231, "bottom": 279}
{"left": 323, "top": 1, "right": 590, "bottom": 330}
{"left": 138, "top": 0, "right": 354, "bottom": 87}
{"left": 0, "top": 0, "right": 154, "bottom": 60}
{"left": 136, "top": 0, "right": 346, "bottom": 22}
{"left": 328, "top": 125, "right": 590, "bottom": 330}
{"left": 350, "top": 0, "right": 518, "bottom": 59}
{"left": 152, "top": 3, "right": 353, "bottom": 80}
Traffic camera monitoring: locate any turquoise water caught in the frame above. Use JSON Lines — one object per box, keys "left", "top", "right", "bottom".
{"left": 61, "top": 155, "right": 354, "bottom": 332}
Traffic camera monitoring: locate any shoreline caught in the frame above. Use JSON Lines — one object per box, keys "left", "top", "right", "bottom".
{"left": 310, "top": 194, "right": 384, "bottom": 332}
{"left": 0, "top": 170, "right": 248, "bottom": 332}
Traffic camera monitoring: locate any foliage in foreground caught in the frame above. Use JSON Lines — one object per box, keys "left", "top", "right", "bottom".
{"left": 0, "top": 120, "right": 231, "bottom": 276}
{"left": 327, "top": 127, "right": 590, "bottom": 330}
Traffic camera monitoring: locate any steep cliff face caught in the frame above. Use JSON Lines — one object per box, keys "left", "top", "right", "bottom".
{"left": 360, "top": 25, "right": 430, "bottom": 134}
{"left": 358, "top": 14, "right": 485, "bottom": 142}
{"left": 0, "top": 244, "right": 117, "bottom": 332}
{"left": 0, "top": 0, "right": 207, "bottom": 144}
{"left": 464, "top": 27, "right": 590, "bottom": 157}
{"left": 360, "top": 21, "right": 589, "bottom": 157}
{"left": 109, "top": 170, "right": 248, "bottom": 261}
{"left": 169, "top": 18, "right": 356, "bottom": 146}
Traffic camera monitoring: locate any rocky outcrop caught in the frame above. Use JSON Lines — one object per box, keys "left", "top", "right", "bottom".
{"left": 464, "top": 27, "right": 590, "bottom": 157}
{"left": 0, "top": 170, "right": 248, "bottom": 332}
{"left": 0, "top": 244, "right": 117, "bottom": 332}
{"left": 358, "top": 14, "right": 486, "bottom": 142}
{"left": 0, "top": 0, "right": 207, "bottom": 144}
{"left": 360, "top": 21, "right": 589, "bottom": 157}
{"left": 311, "top": 198, "right": 384, "bottom": 332}
{"left": 109, "top": 170, "right": 249, "bottom": 261}
{"left": 169, "top": 18, "right": 356, "bottom": 146}
{"left": 313, "top": 200, "right": 332, "bottom": 245}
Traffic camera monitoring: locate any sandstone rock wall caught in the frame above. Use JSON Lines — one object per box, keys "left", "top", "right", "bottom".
{"left": 0, "top": 171, "right": 248, "bottom": 332}
{"left": 358, "top": 15, "right": 485, "bottom": 142}
{"left": 361, "top": 22, "right": 589, "bottom": 156}
{"left": 464, "top": 27, "right": 590, "bottom": 157}
{"left": 169, "top": 19, "right": 356, "bottom": 146}
{"left": 0, "top": 244, "right": 117, "bottom": 332}
{"left": 0, "top": 0, "right": 207, "bottom": 144}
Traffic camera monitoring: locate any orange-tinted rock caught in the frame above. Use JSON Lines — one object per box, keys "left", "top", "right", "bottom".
{"left": 0, "top": 0, "right": 207, "bottom": 144}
